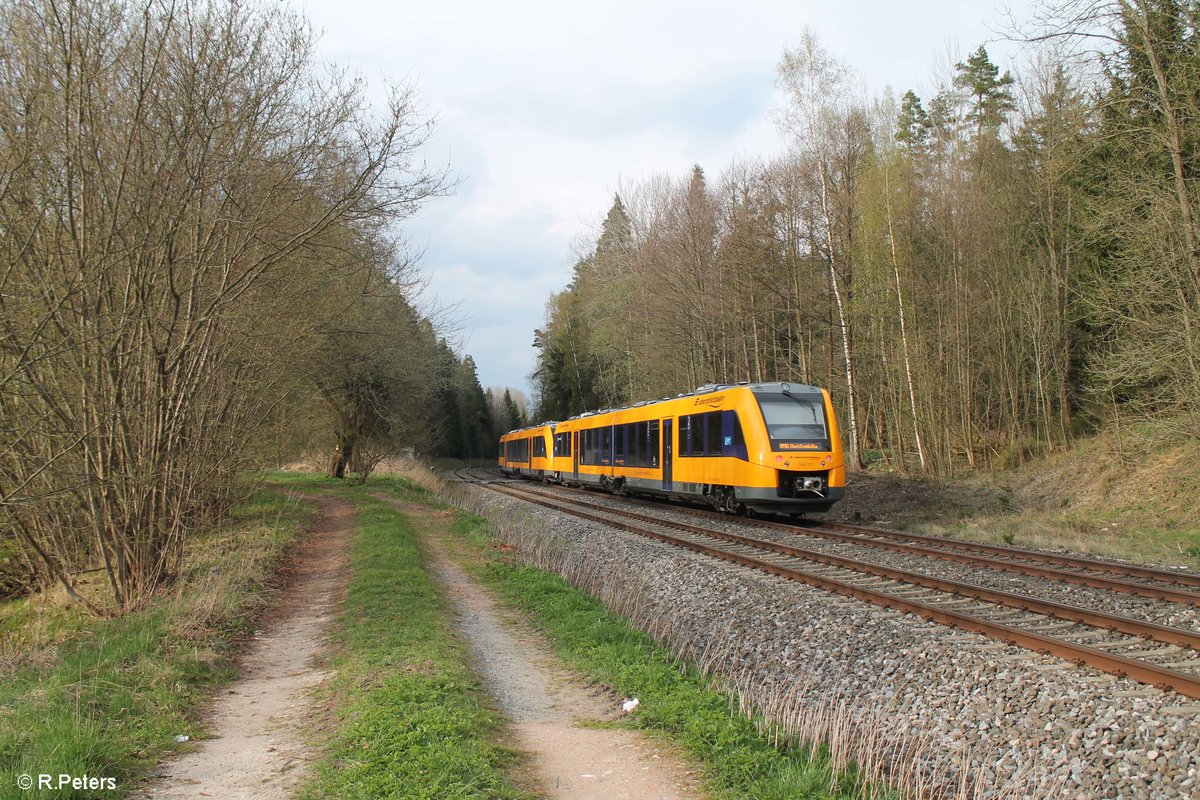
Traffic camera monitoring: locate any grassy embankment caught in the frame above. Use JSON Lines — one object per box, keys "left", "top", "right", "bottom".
{"left": 0, "top": 490, "right": 310, "bottom": 798}
{"left": 847, "top": 424, "right": 1200, "bottom": 570}
{"left": 356, "top": 468, "right": 898, "bottom": 800}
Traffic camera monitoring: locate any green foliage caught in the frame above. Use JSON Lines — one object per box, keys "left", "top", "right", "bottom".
{"left": 953, "top": 45, "right": 1015, "bottom": 135}
{"left": 895, "top": 90, "right": 931, "bottom": 149}
{"left": 298, "top": 495, "right": 526, "bottom": 800}
{"left": 1065, "top": 0, "right": 1200, "bottom": 422}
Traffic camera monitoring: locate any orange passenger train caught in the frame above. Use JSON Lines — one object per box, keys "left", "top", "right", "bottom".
{"left": 498, "top": 382, "right": 845, "bottom": 515}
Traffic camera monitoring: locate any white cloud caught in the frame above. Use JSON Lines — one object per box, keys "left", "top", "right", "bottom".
{"left": 300, "top": 0, "right": 1034, "bottom": 394}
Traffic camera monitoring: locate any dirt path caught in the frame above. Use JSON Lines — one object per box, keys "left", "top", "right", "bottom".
{"left": 379, "top": 496, "right": 706, "bottom": 800}
{"left": 138, "top": 494, "right": 352, "bottom": 800}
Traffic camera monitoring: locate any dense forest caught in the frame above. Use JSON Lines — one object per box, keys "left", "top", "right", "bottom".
{"left": 533, "top": 1, "right": 1200, "bottom": 474}
{"left": 0, "top": 0, "right": 512, "bottom": 607}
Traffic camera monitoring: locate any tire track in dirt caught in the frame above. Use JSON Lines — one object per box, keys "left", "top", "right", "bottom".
{"left": 138, "top": 494, "right": 352, "bottom": 800}
{"left": 378, "top": 495, "right": 705, "bottom": 800}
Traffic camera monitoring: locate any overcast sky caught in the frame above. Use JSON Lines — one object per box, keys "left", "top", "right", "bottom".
{"left": 299, "top": 0, "right": 1034, "bottom": 400}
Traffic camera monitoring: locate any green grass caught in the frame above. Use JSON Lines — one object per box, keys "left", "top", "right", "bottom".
{"left": 296, "top": 488, "right": 528, "bottom": 800}
{"left": 0, "top": 489, "right": 309, "bottom": 799}
{"left": 445, "top": 510, "right": 897, "bottom": 800}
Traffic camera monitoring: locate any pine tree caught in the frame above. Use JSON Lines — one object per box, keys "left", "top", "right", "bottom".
{"left": 896, "top": 90, "right": 932, "bottom": 150}
{"left": 953, "top": 45, "right": 1015, "bottom": 141}
{"left": 502, "top": 388, "right": 523, "bottom": 431}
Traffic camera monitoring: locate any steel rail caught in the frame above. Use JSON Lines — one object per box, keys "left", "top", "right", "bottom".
{"left": 484, "top": 472, "right": 1200, "bottom": 602}
{"left": 540, "top": 484, "right": 1200, "bottom": 606}
{"left": 487, "top": 482, "right": 1200, "bottom": 700}
{"left": 796, "top": 519, "right": 1200, "bottom": 589}
{"left": 497, "top": 484, "right": 1200, "bottom": 651}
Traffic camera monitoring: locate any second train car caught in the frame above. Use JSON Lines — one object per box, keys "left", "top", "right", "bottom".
{"left": 497, "top": 424, "right": 556, "bottom": 480}
{"left": 498, "top": 382, "right": 844, "bottom": 515}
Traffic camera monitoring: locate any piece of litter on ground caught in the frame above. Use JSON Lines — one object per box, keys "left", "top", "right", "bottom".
{"left": 174, "top": 735, "right": 190, "bottom": 743}
{"left": 622, "top": 697, "right": 640, "bottom": 714}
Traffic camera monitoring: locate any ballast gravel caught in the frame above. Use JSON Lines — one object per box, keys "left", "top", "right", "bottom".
{"left": 541, "top": 486, "right": 1200, "bottom": 633}
{"left": 456, "top": 483, "right": 1200, "bottom": 800}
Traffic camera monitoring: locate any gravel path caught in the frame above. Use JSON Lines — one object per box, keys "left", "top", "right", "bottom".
{"left": 455, "top": 482, "right": 1200, "bottom": 800}
{"left": 138, "top": 494, "right": 348, "bottom": 800}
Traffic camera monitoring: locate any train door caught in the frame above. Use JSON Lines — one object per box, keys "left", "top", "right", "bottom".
{"left": 662, "top": 418, "right": 673, "bottom": 491}
{"left": 573, "top": 431, "right": 580, "bottom": 481}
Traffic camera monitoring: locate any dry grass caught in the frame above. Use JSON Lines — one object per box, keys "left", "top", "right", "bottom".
{"left": 831, "top": 426, "right": 1200, "bottom": 570}
{"left": 929, "top": 431, "right": 1200, "bottom": 568}
{"left": 0, "top": 489, "right": 309, "bottom": 678}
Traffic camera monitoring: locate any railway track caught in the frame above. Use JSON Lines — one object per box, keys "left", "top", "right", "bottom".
{"left": 464, "top": 467, "right": 1200, "bottom": 606}
{"left": 457, "top": 468, "right": 1200, "bottom": 700}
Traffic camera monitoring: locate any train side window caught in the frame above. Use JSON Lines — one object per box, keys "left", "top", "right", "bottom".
{"left": 648, "top": 420, "right": 660, "bottom": 467}
{"left": 704, "top": 411, "right": 723, "bottom": 455}
{"left": 534, "top": 436, "right": 546, "bottom": 458}
{"left": 614, "top": 424, "right": 626, "bottom": 465}
{"left": 679, "top": 416, "right": 692, "bottom": 457}
{"left": 721, "top": 411, "right": 748, "bottom": 459}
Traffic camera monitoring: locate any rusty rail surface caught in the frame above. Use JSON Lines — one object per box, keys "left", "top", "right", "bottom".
{"left": 511, "top": 478, "right": 1200, "bottom": 607}
{"left": 796, "top": 518, "right": 1200, "bottom": 589}
{"left": 484, "top": 480, "right": 1200, "bottom": 701}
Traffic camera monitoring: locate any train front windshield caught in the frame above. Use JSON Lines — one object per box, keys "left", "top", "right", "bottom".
{"left": 755, "top": 393, "right": 830, "bottom": 450}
